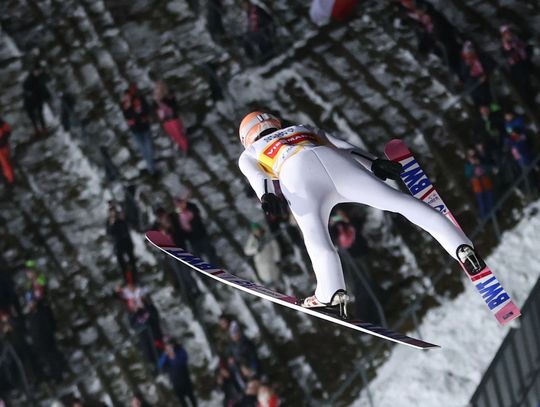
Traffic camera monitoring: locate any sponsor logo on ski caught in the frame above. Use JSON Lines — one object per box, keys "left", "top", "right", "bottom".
{"left": 400, "top": 158, "right": 449, "bottom": 214}
{"left": 400, "top": 158, "right": 432, "bottom": 195}
{"left": 167, "top": 248, "right": 289, "bottom": 300}
{"left": 475, "top": 275, "right": 510, "bottom": 310}
{"left": 166, "top": 249, "right": 219, "bottom": 271}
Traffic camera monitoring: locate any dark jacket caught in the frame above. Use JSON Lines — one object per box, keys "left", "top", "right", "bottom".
{"left": 106, "top": 216, "right": 133, "bottom": 249}
{"left": 227, "top": 335, "right": 259, "bottom": 374}
{"left": 23, "top": 72, "right": 50, "bottom": 109}
{"left": 26, "top": 303, "right": 57, "bottom": 352}
{"left": 159, "top": 345, "right": 193, "bottom": 393}
{"left": 122, "top": 94, "right": 152, "bottom": 133}
{"left": 178, "top": 202, "right": 209, "bottom": 241}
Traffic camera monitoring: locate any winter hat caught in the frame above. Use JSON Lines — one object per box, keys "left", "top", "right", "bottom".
{"left": 250, "top": 222, "right": 263, "bottom": 231}
{"left": 500, "top": 25, "right": 511, "bottom": 34}
{"left": 330, "top": 214, "right": 344, "bottom": 225}
{"left": 25, "top": 259, "right": 36, "bottom": 269}
{"left": 462, "top": 41, "right": 475, "bottom": 55}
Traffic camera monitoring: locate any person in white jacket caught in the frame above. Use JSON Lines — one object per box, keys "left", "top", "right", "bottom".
{"left": 244, "top": 223, "right": 281, "bottom": 285}
{"left": 238, "top": 111, "right": 485, "bottom": 315}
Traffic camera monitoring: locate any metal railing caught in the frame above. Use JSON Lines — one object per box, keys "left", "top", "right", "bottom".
{"left": 469, "top": 276, "right": 540, "bottom": 407}
{"left": 0, "top": 341, "right": 35, "bottom": 406}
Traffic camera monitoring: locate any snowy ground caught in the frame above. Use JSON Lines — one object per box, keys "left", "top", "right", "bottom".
{"left": 352, "top": 201, "right": 540, "bottom": 407}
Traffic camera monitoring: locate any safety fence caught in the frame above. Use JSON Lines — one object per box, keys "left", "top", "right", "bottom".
{"left": 0, "top": 324, "right": 159, "bottom": 406}
{"left": 469, "top": 276, "right": 540, "bottom": 407}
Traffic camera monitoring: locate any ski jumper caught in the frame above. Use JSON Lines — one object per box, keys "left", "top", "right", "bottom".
{"left": 239, "top": 125, "right": 472, "bottom": 303}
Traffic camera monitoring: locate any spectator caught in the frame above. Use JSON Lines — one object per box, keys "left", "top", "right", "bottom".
{"left": 207, "top": 0, "right": 225, "bottom": 43}
{"left": 201, "top": 62, "right": 224, "bottom": 103}
{"left": 257, "top": 382, "right": 279, "bottom": 407}
{"left": 504, "top": 111, "right": 527, "bottom": 137}
{"left": 227, "top": 321, "right": 260, "bottom": 385}
{"left": 175, "top": 197, "right": 219, "bottom": 265}
{"left": 0, "top": 118, "right": 14, "bottom": 185}
{"left": 106, "top": 201, "right": 137, "bottom": 283}
{"left": 242, "top": 1, "right": 275, "bottom": 61}
{"left": 131, "top": 392, "right": 151, "bottom": 407}
{"left": 500, "top": 25, "right": 534, "bottom": 105}
{"left": 115, "top": 281, "right": 148, "bottom": 313}
{"left": 153, "top": 206, "right": 186, "bottom": 248}
{"left": 123, "top": 184, "right": 143, "bottom": 233}
{"left": 216, "top": 357, "right": 243, "bottom": 406}
{"left": 329, "top": 210, "right": 381, "bottom": 323}
{"left": 476, "top": 104, "right": 506, "bottom": 148}
{"left": 152, "top": 206, "right": 201, "bottom": 299}
{"left": 22, "top": 62, "right": 50, "bottom": 136}
{"left": 121, "top": 84, "right": 156, "bottom": 175}
{"left": 129, "top": 301, "right": 164, "bottom": 368}
{"left": 159, "top": 340, "right": 198, "bottom": 407}
{"left": 503, "top": 113, "right": 535, "bottom": 188}
{"left": 216, "top": 314, "right": 236, "bottom": 355}
{"left": 234, "top": 379, "right": 259, "bottom": 407}
{"left": 23, "top": 264, "right": 66, "bottom": 383}
{"left": 460, "top": 41, "right": 492, "bottom": 107}
{"left": 59, "top": 91, "right": 76, "bottom": 132}
{"left": 0, "top": 268, "right": 20, "bottom": 316}
{"left": 398, "top": 0, "right": 461, "bottom": 77}
{"left": 99, "top": 145, "right": 121, "bottom": 183}
{"left": 152, "top": 80, "right": 189, "bottom": 155}
{"left": 243, "top": 223, "right": 281, "bottom": 286}
{"left": 329, "top": 210, "right": 368, "bottom": 258}
{"left": 465, "top": 147, "right": 495, "bottom": 220}
{"left": 23, "top": 260, "right": 46, "bottom": 310}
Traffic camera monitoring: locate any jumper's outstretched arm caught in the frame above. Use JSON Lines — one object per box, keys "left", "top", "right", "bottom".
{"left": 238, "top": 152, "right": 276, "bottom": 199}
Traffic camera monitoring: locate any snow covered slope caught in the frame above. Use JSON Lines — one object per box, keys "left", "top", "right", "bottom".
{"left": 353, "top": 202, "right": 540, "bottom": 407}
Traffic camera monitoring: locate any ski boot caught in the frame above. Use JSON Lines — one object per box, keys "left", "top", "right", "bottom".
{"left": 456, "top": 244, "right": 486, "bottom": 276}
{"left": 297, "top": 290, "right": 349, "bottom": 319}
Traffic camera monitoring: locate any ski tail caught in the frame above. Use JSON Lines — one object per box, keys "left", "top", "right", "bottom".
{"left": 384, "top": 139, "right": 521, "bottom": 325}
{"left": 145, "top": 231, "right": 439, "bottom": 349}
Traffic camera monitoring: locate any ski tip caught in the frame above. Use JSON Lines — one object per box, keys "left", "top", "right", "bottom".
{"left": 406, "top": 339, "right": 441, "bottom": 350}
{"left": 145, "top": 230, "right": 175, "bottom": 247}
{"left": 384, "top": 138, "right": 410, "bottom": 158}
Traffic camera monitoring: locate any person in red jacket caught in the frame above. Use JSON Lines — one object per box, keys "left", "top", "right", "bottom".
{"left": 0, "top": 118, "right": 14, "bottom": 184}
{"left": 152, "top": 80, "right": 189, "bottom": 155}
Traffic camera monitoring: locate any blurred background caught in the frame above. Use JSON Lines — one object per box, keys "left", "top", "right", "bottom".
{"left": 0, "top": 0, "right": 539, "bottom": 406}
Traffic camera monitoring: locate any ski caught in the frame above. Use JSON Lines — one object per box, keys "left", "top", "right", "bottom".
{"left": 384, "top": 139, "right": 521, "bottom": 325}
{"left": 146, "top": 231, "right": 439, "bottom": 350}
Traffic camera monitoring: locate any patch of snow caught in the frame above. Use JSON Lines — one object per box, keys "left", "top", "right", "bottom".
{"left": 353, "top": 201, "right": 540, "bottom": 407}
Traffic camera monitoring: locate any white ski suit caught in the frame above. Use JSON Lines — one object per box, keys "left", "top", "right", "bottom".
{"left": 239, "top": 125, "right": 472, "bottom": 303}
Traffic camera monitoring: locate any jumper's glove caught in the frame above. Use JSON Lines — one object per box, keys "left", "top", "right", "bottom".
{"left": 261, "top": 193, "right": 287, "bottom": 217}
{"left": 371, "top": 158, "right": 403, "bottom": 181}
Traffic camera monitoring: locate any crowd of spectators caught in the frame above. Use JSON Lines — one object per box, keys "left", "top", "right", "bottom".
{"left": 397, "top": 0, "right": 538, "bottom": 219}
{"left": 0, "top": 260, "right": 67, "bottom": 397}
{"left": 215, "top": 315, "right": 279, "bottom": 407}
{"left": 1, "top": 0, "right": 539, "bottom": 406}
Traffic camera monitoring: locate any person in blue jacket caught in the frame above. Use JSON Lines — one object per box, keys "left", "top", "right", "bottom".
{"left": 159, "top": 340, "right": 198, "bottom": 407}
